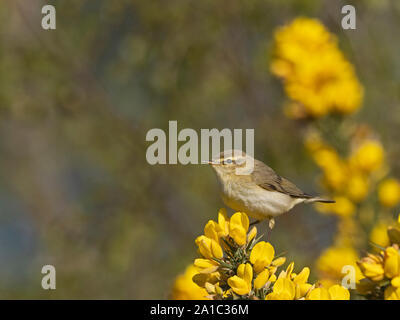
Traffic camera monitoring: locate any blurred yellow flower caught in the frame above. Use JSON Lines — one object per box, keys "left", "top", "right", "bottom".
{"left": 388, "top": 226, "right": 400, "bottom": 245}
{"left": 171, "top": 265, "right": 208, "bottom": 300}
{"left": 271, "top": 17, "right": 363, "bottom": 118}
{"left": 378, "top": 178, "right": 400, "bottom": 208}
{"left": 370, "top": 222, "right": 390, "bottom": 248}
{"left": 346, "top": 173, "right": 369, "bottom": 202}
{"left": 331, "top": 196, "right": 356, "bottom": 217}
{"left": 349, "top": 140, "right": 384, "bottom": 173}
{"left": 315, "top": 196, "right": 356, "bottom": 217}
{"left": 317, "top": 246, "right": 361, "bottom": 281}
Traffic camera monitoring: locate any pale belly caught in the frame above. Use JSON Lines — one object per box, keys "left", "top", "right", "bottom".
{"left": 221, "top": 183, "right": 304, "bottom": 220}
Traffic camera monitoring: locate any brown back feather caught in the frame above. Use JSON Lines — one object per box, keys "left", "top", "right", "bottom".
{"left": 251, "top": 159, "right": 312, "bottom": 199}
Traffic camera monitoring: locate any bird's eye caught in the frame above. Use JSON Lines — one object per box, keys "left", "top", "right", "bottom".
{"left": 225, "top": 159, "right": 233, "bottom": 164}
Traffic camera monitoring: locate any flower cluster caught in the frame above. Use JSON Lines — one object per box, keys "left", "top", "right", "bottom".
{"left": 188, "top": 209, "right": 349, "bottom": 300}
{"left": 171, "top": 265, "right": 208, "bottom": 300}
{"left": 316, "top": 245, "right": 362, "bottom": 287}
{"left": 271, "top": 17, "right": 363, "bottom": 118}
{"left": 356, "top": 217, "right": 400, "bottom": 300}
{"left": 305, "top": 133, "right": 386, "bottom": 217}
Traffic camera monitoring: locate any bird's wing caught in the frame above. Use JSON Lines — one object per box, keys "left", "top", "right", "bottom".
{"left": 251, "top": 160, "right": 312, "bottom": 199}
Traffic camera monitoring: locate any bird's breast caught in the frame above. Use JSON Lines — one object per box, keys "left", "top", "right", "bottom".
{"left": 220, "top": 181, "right": 303, "bottom": 220}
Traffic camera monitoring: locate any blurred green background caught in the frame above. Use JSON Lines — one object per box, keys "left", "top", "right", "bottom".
{"left": 1, "top": 0, "right": 400, "bottom": 298}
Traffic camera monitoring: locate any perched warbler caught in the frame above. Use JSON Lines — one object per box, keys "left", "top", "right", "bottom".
{"left": 206, "top": 150, "right": 334, "bottom": 228}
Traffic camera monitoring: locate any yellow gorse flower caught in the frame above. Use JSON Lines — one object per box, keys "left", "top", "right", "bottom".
{"left": 378, "top": 179, "right": 400, "bottom": 208}
{"left": 370, "top": 222, "right": 391, "bottom": 248}
{"left": 385, "top": 285, "right": 400, "bottom": 300}
{"left": 250, "top": 241, "right": 275, "bottom": 273}
{"left": 271, "top": 17, "right": 363, "bottom": 118}
{"left": 195, "top": 235, "right": 223, "bottom": 260}
{"left": 229, "top": 212, "right": 249, "bottom": 246}
{"left": 349, "top": 140, "right": 385, "bottom": 173}
{"left": 254, "top": 269, "right": 270, "bottom": 290}
{"left": 306, "top": 284, "right": 350, "bottom": 300}
{"left": 384, "top": 246, "right": 400, "bottom": 279}
{"left": 189, "top": 210, "right": 350, "bottom": 300}
{"left": 266, "top": 278, "right": 296, "bottom": 300}
{"left": 171, "top": 265, "right": 208, "bottom": 300}
{"left": 357, "top": 254, "right": 385, "bottom": 282}
{"left": 269, "top": 15, "right": 400, "bottom": 301}
{"left": 316, "top": 245, "right": 361, "bottom": 282}
{"left": 228, "top": 263, "right": 253, "bottom": 295}
{"left": 356, "top": 223, "right": 400, "bottom": 299}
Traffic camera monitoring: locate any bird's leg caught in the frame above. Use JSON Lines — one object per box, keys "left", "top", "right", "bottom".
{"left": 249, "top": 220, "right": 261, "bottom": 227}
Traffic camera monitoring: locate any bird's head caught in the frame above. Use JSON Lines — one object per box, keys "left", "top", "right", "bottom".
{"left": 205, "top": 149, "right": 254, "bottom": 179}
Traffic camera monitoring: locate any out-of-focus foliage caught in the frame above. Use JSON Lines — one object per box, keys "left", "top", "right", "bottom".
{"left": 1, "top": 0, "right": 400, "bottom": 299}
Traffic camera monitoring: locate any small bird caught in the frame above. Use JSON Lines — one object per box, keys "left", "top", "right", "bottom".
{"left": 207, "top": 150, "right": 335, "bottom": 229}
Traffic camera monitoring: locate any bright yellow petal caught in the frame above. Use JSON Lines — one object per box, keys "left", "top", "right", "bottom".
{"left": 293, "top": 267, "right": 310, "bottom": 284}
{"left": 229, "top": 227, "right": 247, "bottom": 246}
{"left": 217, "top": 208, "right": 229, "bottom": 237}
{"left": 285, "top": 262, "right": 294, "bottom": 278}
{"left": 254, "top": 269, "right": 270, "bottom": 289}
{"left": 195, "top": 236, "right": 212, "bottom": 259}
{"left": 272, "top": 278, "right": 295, "bottom": 300}
{"left": 307, "top": 287, "right": 330, "bottom": 300}
{"left": 250, "top": 241, "right": 275, "bottom": 272}
{"left": 272, "top": 257, "right": 286, "bottom": 267}
{"left": 384, "top": 247, "right": 400, "bottom": 279}
{"left": 392, "top": 276, "right": 400, "bottom": 288}
{"left": 210, "top": 239, "right": 223, "bottom": 259}
{"left": 244, "top": 263, "right": 253, "bottom": 286}
{"left": 247, "top": 226, "right": 257, "bottom": 243}
{"left": 230, "top": 212, "right": 249, "bottom": 232}
{"left": 296, "top": 283, "right": 312, "bottom": 299}
{"left": 204, "top": 221, "right": 219, "bottom": 243}
{"left": 384, "top": 285, "right": 400, "bottom": 300}
{"left": 227, "top": 276, "right": 250, "bottom": 295}
{"left": 194, "top": 258, "right": 217, "bottom": 270}
{"left": 328, "top": 285, "right": 350, "bottom": 300}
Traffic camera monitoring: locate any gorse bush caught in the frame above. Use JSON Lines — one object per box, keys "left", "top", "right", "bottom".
{"left": 173, "top": 209, "right": 349, "bottom": 300}
{"left": 171, "top": 17, "right": 400, "bottom": 300}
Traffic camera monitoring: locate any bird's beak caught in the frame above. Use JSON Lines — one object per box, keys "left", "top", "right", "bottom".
{"left": 202, "top": 160, "right": 218, "bottom": 165}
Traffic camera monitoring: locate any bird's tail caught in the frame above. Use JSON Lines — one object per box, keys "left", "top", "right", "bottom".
{"left": 304, "top": 197, "right": 335, "bottom": 204}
